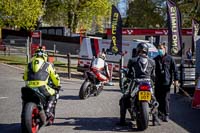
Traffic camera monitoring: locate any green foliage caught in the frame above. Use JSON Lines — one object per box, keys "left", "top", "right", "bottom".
{"left": 43, "top": 0, "right": 112, "bottom": 33}
{"left": 125, "top": 0, "right": 200, "bottom": 28}
{"left": 125, "top": 0, "right": 165, "bottom": 28}
{"left": 0, "top": 0, "right": 43, "bottom": 30}
{"left": 77, "top": 0, "right": 112, "bottom": 32}
{"left": 178, "top": 0, "right": 200, "bottom": 27}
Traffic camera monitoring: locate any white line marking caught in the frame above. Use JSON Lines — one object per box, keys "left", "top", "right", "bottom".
{"left": 0, "top": 97, "right": 8, "bottom": 99}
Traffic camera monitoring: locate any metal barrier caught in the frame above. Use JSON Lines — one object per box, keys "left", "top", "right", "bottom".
{"left": 1, "top": 38, "right": 30, "bottom": 63}
{"left": 177, "top": 59, "right": 196, "bottom": 94}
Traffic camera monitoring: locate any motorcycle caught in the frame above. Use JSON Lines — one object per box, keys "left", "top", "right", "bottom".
{"left": 79, "top": 71, "right": 104, "bottom": 99}
{"left": 120, "top": 69, "right": 158, "bottom": 130}
{"left": 21, "top": 86, "right": 60, "bottom": 133}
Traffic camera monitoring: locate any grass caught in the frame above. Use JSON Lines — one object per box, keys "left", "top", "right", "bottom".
{"left": 0, "top": 55, "right": 27, "bottom": 65}
{"left": 0, "top": 55, "right": 78, "bottom": 72}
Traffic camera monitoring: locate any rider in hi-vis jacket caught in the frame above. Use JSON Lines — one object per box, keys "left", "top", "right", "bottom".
{"left": 23, "top": 47, "right": 60, "bottom": 118}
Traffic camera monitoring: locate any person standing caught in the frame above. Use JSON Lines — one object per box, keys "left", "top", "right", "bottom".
{"left": 186, "top": 48, "right": 193, "bottom": 67}
{"left": 154, "top": 43, "right": 179, "bottom": 122}
{"left": 23, "top": 47, "right": 61, "bottom": 120}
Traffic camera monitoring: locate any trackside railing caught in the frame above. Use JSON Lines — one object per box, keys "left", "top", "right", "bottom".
{"left": 47, "top": 52, "right": 120, "bottom": 79}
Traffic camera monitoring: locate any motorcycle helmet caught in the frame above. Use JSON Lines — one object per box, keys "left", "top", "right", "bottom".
{"left": 99, "top": 52, "right": 106, "bottom": 60}
{"left": 136, "top": 42, "right": 149, "bottom": 55}
{"left": 34, "top": 47, "right": 48, "bottom": 62}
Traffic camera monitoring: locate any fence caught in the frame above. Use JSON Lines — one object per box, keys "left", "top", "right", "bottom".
{"left": 0, "top": 38, "right": 30, "bottom": 62}
{"left": 47, "top": 51, "right": 120, "bottom": 79}
{"left": 176, "top": 59, "right": 196, "bottom": 95}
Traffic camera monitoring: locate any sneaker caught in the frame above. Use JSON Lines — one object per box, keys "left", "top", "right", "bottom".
{"left": 163, "top": 115, "right": 169, "bottom": 122}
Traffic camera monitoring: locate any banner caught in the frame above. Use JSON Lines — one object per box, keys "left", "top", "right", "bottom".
{"left": 109, "top": 5, "right": 122, "bottom": 55}
{"left": 167, "top": 0, "right": 182, "bottom": 55}
{"left": 192, "top": 19, "right": 200, "bottom": 54}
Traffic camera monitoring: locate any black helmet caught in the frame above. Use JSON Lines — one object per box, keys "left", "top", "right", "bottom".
{"left": 136, "top": 42, "right": 149, "bottom": 55}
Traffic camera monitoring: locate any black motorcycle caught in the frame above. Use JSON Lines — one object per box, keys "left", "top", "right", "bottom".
{"left": 120, "top": 69, "right": 158, "bottom": 130}
{"left": 79, "top": 71, "right": 104, "bottom": 99}
{"left": 21, "top": 86, "right": 60, "bottom": 133}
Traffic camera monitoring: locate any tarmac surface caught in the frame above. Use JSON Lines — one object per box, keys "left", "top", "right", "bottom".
{"left": 0, "top": 63, "right": 200, "bottom": 133}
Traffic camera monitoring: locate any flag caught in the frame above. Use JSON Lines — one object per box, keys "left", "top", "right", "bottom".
{"left": 192, "top": 19, "right": 200, "bottom": 54}
{"left": 109, "top": 5, "right": 122, "bottom": 55}
{"left": 167, "top": 0, "right": 182, "bottom": 55}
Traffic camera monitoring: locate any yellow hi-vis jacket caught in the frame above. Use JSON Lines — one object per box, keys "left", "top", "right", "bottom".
{"left": 23, "top": 58, "right": 60, "bottom": 96}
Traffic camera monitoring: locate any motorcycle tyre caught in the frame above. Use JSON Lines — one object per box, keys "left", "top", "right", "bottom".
{"left": 79, "top": 81, "right": 91, "bottom": 99}
{"left": 24, "top": 102, "right": 40, "bottom": 133}
{"left": 136, "top": 102, "right": 149, "bottom": 131}
{"left": 21, "top": 105, "right": 29, "bottom": 133}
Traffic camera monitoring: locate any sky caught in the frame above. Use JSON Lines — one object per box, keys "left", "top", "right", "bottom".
{"left": 117, "top": 0, "right": 128, "bottom": 18}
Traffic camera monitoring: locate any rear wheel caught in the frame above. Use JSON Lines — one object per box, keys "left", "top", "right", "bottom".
{"left": 24, "top": 102, "right": 40, "bottom": 133}
{"left": 136, "top": 102, "right": 149, "bottom": 131}
{"left": 79, "top": 81, "right": 91, "bottom": 99}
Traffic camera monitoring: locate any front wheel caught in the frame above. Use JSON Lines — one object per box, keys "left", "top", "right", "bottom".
{"left": 136, "top": 102, "right": 149, "bottom": 131}
{"left": 24, "top": 102, "right": 40, "bottom": 133}
{"left": 79, "top": 81, "right": 91, "bottom": 99}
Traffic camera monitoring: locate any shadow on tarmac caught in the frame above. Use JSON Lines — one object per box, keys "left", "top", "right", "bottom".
{"left": 170, "top": 94, "right": 200, "bottom": 133}
{"left": 59, "top": 95, "right": 80, "bottom": 100}
{"left": 0, "top": 123, "right": 21, "bottom": 133}
{"left": 54, "top": 117, "right": 142, "bottom": 132}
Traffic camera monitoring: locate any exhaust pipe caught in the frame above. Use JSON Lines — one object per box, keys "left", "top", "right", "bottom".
{"left": 152, "top": 101, "right": 159, "bottom": 108}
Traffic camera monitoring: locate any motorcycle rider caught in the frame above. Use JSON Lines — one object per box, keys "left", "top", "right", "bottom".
{"left": 22, "top": 47, "right": 60, "bottom": 120}
{"left": 119, "top": 42, "right": 160, "bottom": 126}
{"left": 90, "top": 52, "right": 110, "bottom": 83}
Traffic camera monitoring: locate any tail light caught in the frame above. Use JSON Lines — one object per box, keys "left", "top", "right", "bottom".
{"left": 139, "top": 83, "right": 150, "bottom": 91}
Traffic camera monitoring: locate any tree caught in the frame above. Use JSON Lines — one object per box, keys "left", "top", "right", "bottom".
{"left": 0, "top": 0, "right": 44, "bottom": 30}
{"left": 43, "top": 0, "right": 113, "bottom": 34}
{"left": 125, "top": 0, "right": 200, "bottom": 28}
{"left": 177, "top": 0, "right": 200, "bottom": 27}
{"left": 125, "top": 0, "right": 165, "bottom": 28}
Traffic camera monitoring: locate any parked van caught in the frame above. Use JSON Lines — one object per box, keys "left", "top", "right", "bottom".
{"left": 77, "top": 37, "right": 158, "bottom": 72}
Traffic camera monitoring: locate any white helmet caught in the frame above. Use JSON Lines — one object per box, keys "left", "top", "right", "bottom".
{"left": 98, "top": 52, "right": 106, "bottom": 60}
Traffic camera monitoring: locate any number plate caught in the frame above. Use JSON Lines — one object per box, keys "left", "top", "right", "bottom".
{"left": 138, "top": 91, "right": 151, "bottom": 101}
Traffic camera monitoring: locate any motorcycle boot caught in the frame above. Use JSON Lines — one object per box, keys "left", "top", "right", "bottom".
{"left": 152, "top": 111, "right": 161, "bottom": 126}
{"left": 151, "top": 96, "right": 161, "bottom": 126}
{"left": 119, "top": 95, "right": 130, "bottom": 126}
{"left": 46, "top": 96, "right": 56, "bottom": 121}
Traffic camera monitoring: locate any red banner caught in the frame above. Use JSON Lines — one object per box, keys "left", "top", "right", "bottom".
{"left": 106, "top": 28, "right": 192, "bottom": 36}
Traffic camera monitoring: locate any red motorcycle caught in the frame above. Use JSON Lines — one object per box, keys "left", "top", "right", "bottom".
{"left": 79, "top": 71, "right": 104, "bottom": 99}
